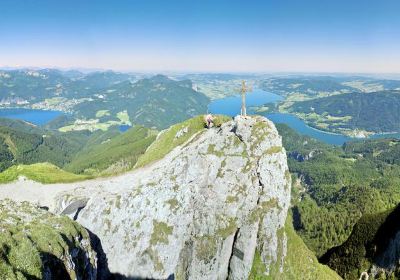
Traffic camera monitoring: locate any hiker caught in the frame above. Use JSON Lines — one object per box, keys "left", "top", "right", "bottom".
{"left": 204, "top": 114, "right": 214, "bottom": 128}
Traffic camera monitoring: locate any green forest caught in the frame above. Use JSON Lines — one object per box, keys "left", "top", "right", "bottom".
{"left": 288, "top": 90, "right": 400, "bottom": 133}
{"left": 0, "top": 118, "right": 157, "bottom": 177}
{"left": 276, "top": 124, "right": 400, "bottom": 258}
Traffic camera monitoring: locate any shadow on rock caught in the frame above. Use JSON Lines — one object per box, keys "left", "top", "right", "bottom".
{"left": 87, "top": 228, "right": 176, "bottom": 280}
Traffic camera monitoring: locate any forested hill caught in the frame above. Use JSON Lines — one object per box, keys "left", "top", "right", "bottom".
{"left": 321, "top": 204, "right": 400, "bottom": 279}
{"left": 288, "top": 90, "right": 400, "bottom": 133}
{"left": 0, "top": 118, "right": 156, "bottom": 176}
{"left": 0, "top": 118, "right": 84, "bottom": 171}
{"left": 73, "top": 74, "right": 209, "bottom": 129}
{"left": 276, "top": 123, "right": 400, "bottom": 259}
{"left": 0, "top": 69, "right": 209, "bottom": 129}
{"left": 0, "top": 69, "right": 132, "bottom": 101}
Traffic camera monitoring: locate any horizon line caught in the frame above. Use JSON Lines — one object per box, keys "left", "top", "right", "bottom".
{"left": 1, "top": 65, "right": 400, "bottom": 77}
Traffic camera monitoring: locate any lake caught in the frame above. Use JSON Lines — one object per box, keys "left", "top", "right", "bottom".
{"left": 208, "top": 89, "right": 400, "bottom": 145}
{"left": 208, "top": 89, "right": 283, "bottom": 116}
{"left": 0, "top": 108, "right": 63, "bottom": 125}
{"left": 119, "top": 125, "right": 132, "bottom": 132}
{"left": 0, "top": 108, "right": 134, "bottom": 133}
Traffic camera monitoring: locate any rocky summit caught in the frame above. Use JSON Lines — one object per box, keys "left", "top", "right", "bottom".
{"left": 0, "top": 116, "right": 303, "bottom": 279}
{"left": 49, "top": 115, "right": 291, "bottom": 279}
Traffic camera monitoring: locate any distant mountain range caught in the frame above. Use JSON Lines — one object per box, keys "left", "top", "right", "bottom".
{"left": 0, "top": 69, "right": 209, "bottom": 129}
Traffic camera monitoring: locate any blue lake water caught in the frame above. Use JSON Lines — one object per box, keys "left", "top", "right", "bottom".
{"left": 119, "top": 125, "right": 132, "bottom": 132}
{"left": 0, "top": 108, "right": 63, "bottom": 125}
{"left": 208, "top": 89, "right": 283, "bottom": 116}
{"left": 0, "top": 108, "right": 134, "bottom": 133}
{"left": 208, "top": 89, "right": 400, "bottom": 145}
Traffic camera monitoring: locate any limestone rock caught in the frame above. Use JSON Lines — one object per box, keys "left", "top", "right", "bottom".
{"left": 53, "top": 116, "right": 291, "bottom": 279}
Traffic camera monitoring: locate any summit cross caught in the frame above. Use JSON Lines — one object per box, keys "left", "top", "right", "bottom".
{"left": 240, "top": 80, "right": 252, "bottom": 117}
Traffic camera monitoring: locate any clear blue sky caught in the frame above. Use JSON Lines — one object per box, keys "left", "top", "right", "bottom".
{"left": 0, "top": 0, "right": 399, "bottom": 73}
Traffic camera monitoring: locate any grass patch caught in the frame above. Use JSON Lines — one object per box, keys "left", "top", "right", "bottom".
{"left": 135, "top": 115, "right": 231, "bottom": 168}
{"left": 0, "top": 162, "right": 90, "bottom": 184}
{"left": 165, "top": 198, "right": 179, "bottom": 213}
{"left": 116, "top": 110, "right": 131, "bottom": 125}
{"left": 266, "top": 146, "right": 282, "bottom": 155}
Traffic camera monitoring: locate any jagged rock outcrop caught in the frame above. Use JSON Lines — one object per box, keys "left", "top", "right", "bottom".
{"left": 51, "top": 116, "right": 291, "bottom": 279}
{"left": 0, "top": 199, "right": 98, "bottom": 279}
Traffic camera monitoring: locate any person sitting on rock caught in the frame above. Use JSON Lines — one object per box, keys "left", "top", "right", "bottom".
{"left": 204, "top": 114, "right": 214, "bottom": 128}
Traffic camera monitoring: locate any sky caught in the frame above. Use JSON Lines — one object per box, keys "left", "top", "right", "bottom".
{"left": 0, "top": 0, "right": 399, "bottom": 73}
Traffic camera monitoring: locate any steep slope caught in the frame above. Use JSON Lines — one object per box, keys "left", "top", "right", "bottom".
{"left": 249, "top": 216, "right": 341, "bottom": 280}
{"left": 321, "top": 205, "right": 400, "bottom": 280}
{"left": 135, "top": 114, "right": 231, "bottom": 168}
{"left": 65, "top": 126, "right": 157, "bottom": 175}
{"left": 0, "top": 199, "right": 98, "bottom": 279}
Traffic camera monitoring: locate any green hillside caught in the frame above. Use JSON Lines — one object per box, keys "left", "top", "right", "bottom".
{"left": 0, "top": 119, "right": 86, "bottom": 172}
{"left": 135, "top": 115, "right": 231, "bottom": 168}
{"left": 321, "top": 205, "right": 400, "bottom": 279}
{"left": 249, "top": 216, "right": 342, "bottom": 280}
{"left": 288, "top": 90, "right": 400, "bottom": 133}
{"left": 73, "top": 75, "right": 210, "bottom": 129}
{"left": 0, "top": 69, "right": 132, "bottom": 102}
{"left": 276, "top": 124, "right": 400, "bottom": 257}
{"left": 65, "top": 126, "right": 157, "bottom": 175}
{"left": 0, "top": 70, "right": 209, "bottom": 130}
{"left": 0, "top": 163, "right": 90, "bottom": 184}
{"left": 0, "top": 118, "right": 157, "bottom": 180}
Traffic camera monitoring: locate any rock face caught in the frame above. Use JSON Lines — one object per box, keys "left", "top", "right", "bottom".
{"left": 0, "top": 199, "right": 98, "bottom": 280}
{"left": 53, "top": 116, "right": 291, "bottom": 279}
